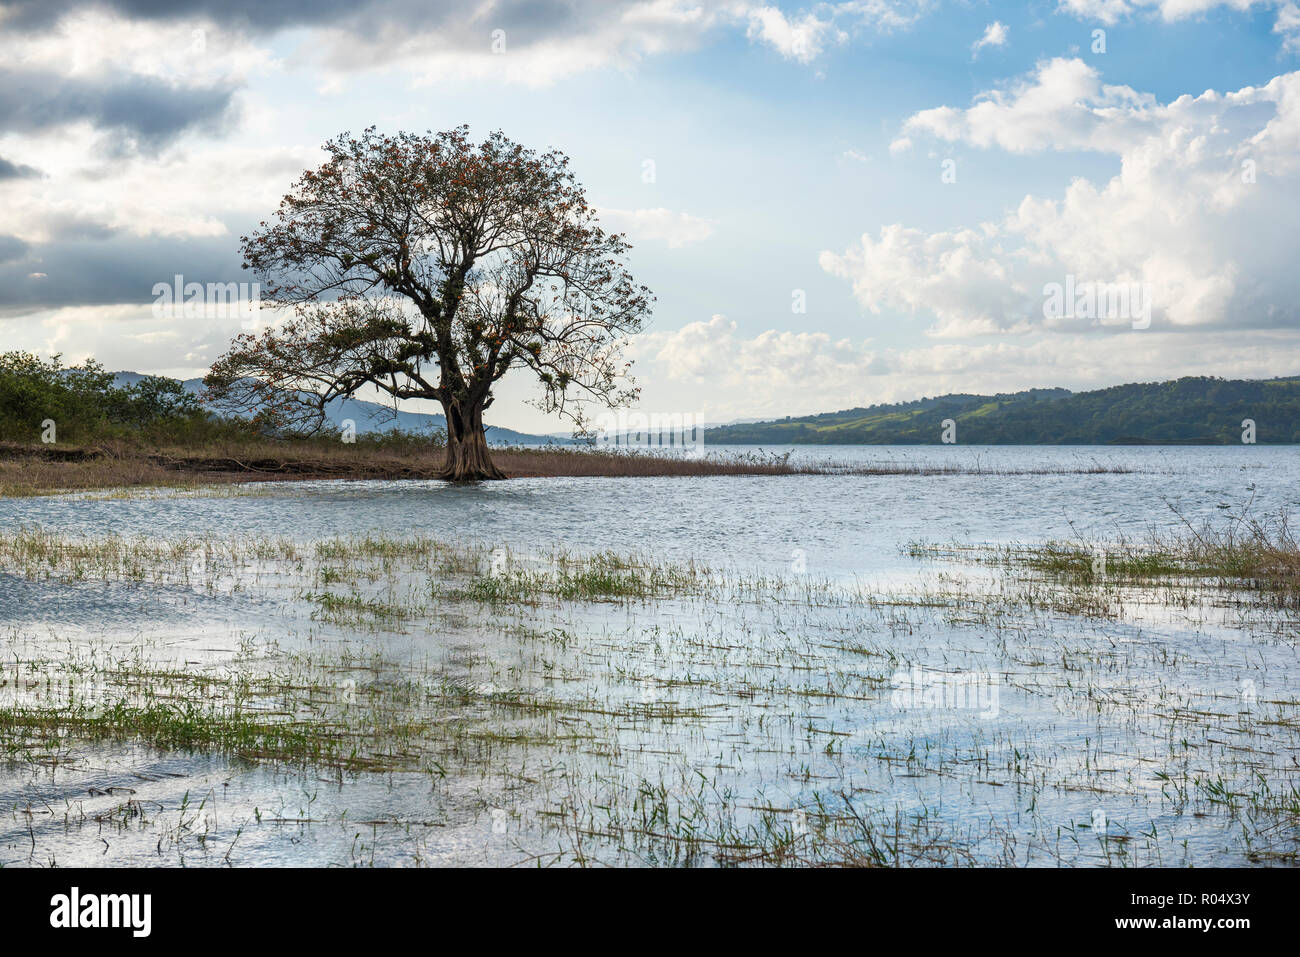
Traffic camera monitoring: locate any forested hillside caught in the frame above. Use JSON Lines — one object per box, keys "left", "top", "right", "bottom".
{"left": 703, "top": 377, "right": 1300, "bottom": 444}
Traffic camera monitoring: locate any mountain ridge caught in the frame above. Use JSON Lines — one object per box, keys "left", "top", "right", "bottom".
{"left": 701, "top": 376, "right": 1300, "bottom": 444}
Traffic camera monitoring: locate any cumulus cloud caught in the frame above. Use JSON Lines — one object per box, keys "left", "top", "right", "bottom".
{"left": 847, "top": 59, "right": 1300, "bottom": 336}
{"left": 320, "top": 2, "right": 730, "bottom": 87}
{"left": 0, "top": 124, "right": 311, "bottom": 249}
{"left": 638, "top": 313, "right": 876, "bottom": 382}
{"left": 890, "top": 57, "right": 1157, "bottom": 154}
{"left": 628, "top": 314, "right": 883, "bottom": 417}
{"left": 624, "top": 313, "right": 1300, "bottom": 421}
{"left": 1055, "top": 0, "right": 1153, "bottom": 24}
{"left": 0, "top": 233, "right": 246, "bottom": 314}
{"left": 0, "top": 9, "right": 270, "bottom": 305}
{"left": 1278, "top": 2, "right": 1300, "bottom": 52}
{"left": 820, "top": 224, "right": 1032, "bottom": 338}
{"left": 0, "top": 12, "right": 268, "bottom": 149}
{"left": 301, "top": 0, "right": 932, "bottom": 84}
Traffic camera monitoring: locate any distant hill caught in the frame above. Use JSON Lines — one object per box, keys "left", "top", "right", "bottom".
{"left": 702, "top": 376, "right": 1300, "bottom": 444}
{"left": 111, "top": 372, "right": 571, "bottom": 446}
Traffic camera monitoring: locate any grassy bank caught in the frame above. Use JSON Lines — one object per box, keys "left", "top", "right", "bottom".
{"left": 0, "top": 438, "right": 1141, "bottom": 496}
{"left": 0, "top": 438, "right": 814, "bottom": 494}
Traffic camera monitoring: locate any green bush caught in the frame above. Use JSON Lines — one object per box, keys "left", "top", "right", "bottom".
{"left": 0, "top": 351, "right": 446, "bottom": 451}
{"left": 0, "top": 352, "right": 210, "bottom": 444}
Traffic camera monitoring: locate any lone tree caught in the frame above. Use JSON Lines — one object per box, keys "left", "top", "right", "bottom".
{"left": 204, "top": 126, "right": 653, "bottom": 480}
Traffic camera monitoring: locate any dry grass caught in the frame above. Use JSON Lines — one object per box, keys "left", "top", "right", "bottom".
{"left": 0, "top": 437, "right": 447, "bottom": 495}
{"left": 0, "top": 438, "right": 1137, "bottom": 495}
{"left": 495, "top": 446, "right": 812, "bottom": 477}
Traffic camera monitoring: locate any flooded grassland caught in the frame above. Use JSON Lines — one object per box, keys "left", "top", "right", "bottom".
{"left": 0, "top": 447, "right": 1296, "bottom": 866}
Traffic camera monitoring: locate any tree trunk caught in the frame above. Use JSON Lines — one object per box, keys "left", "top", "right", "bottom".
{"left": 440, "top": 398, "right": 506, "bottom": 481}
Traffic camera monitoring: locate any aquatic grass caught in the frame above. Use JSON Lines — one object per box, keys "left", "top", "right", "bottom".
{"left": 0, "top": 699, "right": 453, "bottom": 774}
{"left": 1005, "top": 515, "right": 1295, "bottom": 605}
{"left": 453, "top": 553, "right": 707, "bottom": 605}
{"left": 302, "top": 591, "right": 416, "bottom": 622}
{"left": 2, "top": 517, "right": 1298, "bottom": 866}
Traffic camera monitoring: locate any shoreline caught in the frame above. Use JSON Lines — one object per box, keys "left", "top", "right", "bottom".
{"left": 0, "top": 440, "right": 1142, "bottom": 496}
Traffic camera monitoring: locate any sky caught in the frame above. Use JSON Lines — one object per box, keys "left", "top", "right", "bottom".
{"left": 1, "top": 0, "right": 1299, "bottom": 433}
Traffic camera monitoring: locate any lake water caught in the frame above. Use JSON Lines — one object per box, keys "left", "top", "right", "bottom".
{"left": 3, "top": 445, "right": 1293, "bottom": 577}
{"left": 0, "top": 445, "right": 1296, "bottom": 867}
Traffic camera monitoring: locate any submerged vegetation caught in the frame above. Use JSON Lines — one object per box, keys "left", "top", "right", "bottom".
{"left": 1, "top": 514, "right": 1297, "bottom": 867}
{"left": 914, "top": 511, "right": 1300, "bottom": 604}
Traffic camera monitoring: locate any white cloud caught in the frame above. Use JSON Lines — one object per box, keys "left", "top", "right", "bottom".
{"left": 890, "top": 58, "right": 1157, "bottom": 155}
{"left": 0, "top": 125, "right": 313, "bottom": 243}
{"left": 745, "top": 6, "right": 845, "bottom": 63}
{"left": 0, "top": 9, "right": 276, "bottom": 84}
{"left": 1057, "top": 0, "right": 1264, "bottom": 25}
{"left": 624, "top": 313, "right": 1300, "bottom": 421}
{"left": 600, "top": 207, "right": 718, "bottom": 247}
{"left": 1278, "top": 2, "right": 1300, "bottom": 52}
{"left": 286, "top": 1, "right": 728, "bottom": 87}
{"left": 742, "top": 1, "right": 930, "bottom": 62}
{"left": 971, "top": 21, "right": 1009, "bottom": 57}
{"left": 629, "top": 314, "right": 881, "bottom": 417}
{"left": 856, "top": 59, "right": 1300, "bottom": 335}
{"left": 1055, "top": 1, "right": 1298, "bottom": 51}
{"left": 820, "top": 224, "right": 1031, "bottom": 338}
{"left": 1055, "top": 0, "right": 1150, "bottom": 24}
{"left": 0, "top": 0, "right": 929, "bottom": 105}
